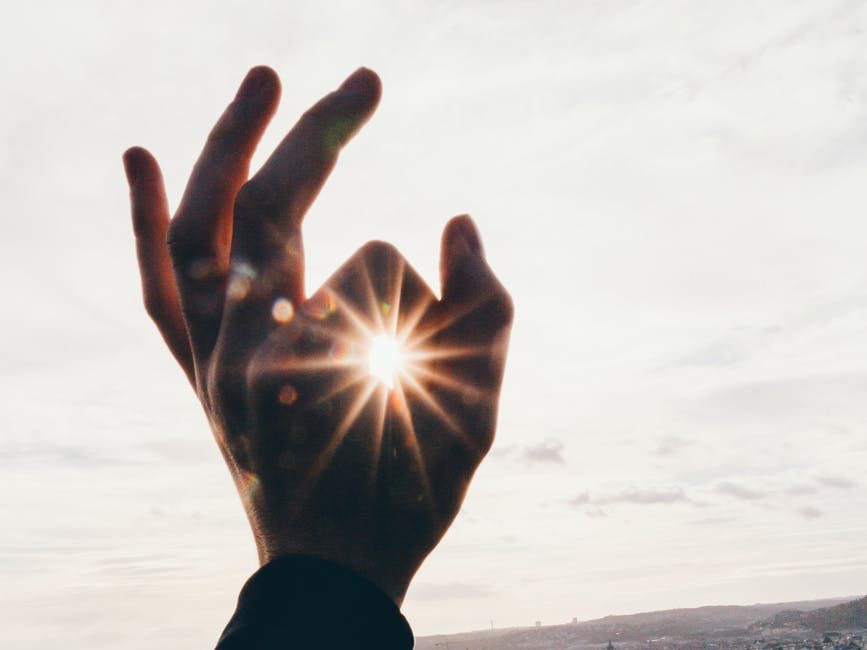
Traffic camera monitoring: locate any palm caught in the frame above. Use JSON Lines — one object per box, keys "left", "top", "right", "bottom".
{"left": 243, "top": 242, "right": 509, "bottom": 590}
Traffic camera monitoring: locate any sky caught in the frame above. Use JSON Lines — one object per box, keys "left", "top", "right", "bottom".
{"left": 3, "top": 0, "right": 867, "bottom": 647}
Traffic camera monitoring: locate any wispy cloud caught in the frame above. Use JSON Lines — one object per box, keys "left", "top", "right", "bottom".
{"left": 715, "top": 481, "right": 767, "bottom": 501}
{"left": 654, "top": 435, "right": 694, "bottom": 456}
{"left": 571, "top": 486, "right": 692, "bottom": 507}
{"left": 784, "top": 483, "right": 818, "bottom": 496}
{"left": 816, "top": 475, "right": 857, "bottom": 489}
{"left": 797, "top": 506, "right": 823, "bottom": 520}
{"left": 487, "top": 445, "right": 516, "bottom": 460}
{"left": 522, "top": 440, "right": 565, "bottom": 465}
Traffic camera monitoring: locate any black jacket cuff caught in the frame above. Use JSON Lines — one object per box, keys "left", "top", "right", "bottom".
{"left": 215, "top": 556, "right": 414, "bottom": 649}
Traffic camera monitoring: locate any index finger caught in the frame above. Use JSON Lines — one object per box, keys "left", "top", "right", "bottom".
{"left": 168, "top": 67, "right": 281, "bottom": 362}
{"left": 219, "top": 68, "right": 382, "bottom": 355}
{"left": 230, "top": 67, "right": 382, "bottom": 307}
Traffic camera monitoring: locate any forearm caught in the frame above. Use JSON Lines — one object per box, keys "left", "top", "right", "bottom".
{"left": 215, "top": 556, "right": 414, "bottom": 650}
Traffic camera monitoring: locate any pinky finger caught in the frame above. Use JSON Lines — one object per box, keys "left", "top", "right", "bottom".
{"left": 123, "top": 146, "right": 195, "bottom": 384}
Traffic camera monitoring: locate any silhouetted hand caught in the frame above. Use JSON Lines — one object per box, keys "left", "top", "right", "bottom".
{"left": 123, "top": 66, "right": 512, "bottom": 603}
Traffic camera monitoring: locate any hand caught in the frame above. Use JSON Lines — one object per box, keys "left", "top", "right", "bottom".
{"left": 123, "top": 66, "right": 513, "bottom": 603}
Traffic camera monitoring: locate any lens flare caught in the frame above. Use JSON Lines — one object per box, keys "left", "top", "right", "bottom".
{"left": 368, "top": 334, "right": 403, "bottom": 388}
{"left": 269, "top": 249, "right": 491, "bottom": 516}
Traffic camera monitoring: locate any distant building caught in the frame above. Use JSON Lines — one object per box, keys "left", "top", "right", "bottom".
{"left": 608, "top": 640, "right": 615, "bottom": 650}
{"left": 535, "top": 621, "right": 541, "bottom": 627}
{"left": 572, "top": 617, "right": 578, "bottom": 624}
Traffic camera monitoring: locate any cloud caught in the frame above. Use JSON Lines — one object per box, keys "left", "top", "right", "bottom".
{"left": 716, "top": 481, "right": 767, "bottom": 501}
{"left": 522, "top": 440, "right": 565, "bottom": 464}
{"left": 607, "top": 486, "right": 691, "bottom": 505}
{"left": 570, "top": 486, "right": 692, "bottom": 507}
{"left": 671, "top": 327, "right": 780, "bottom": 368}
{"left": 797, "top": 506, "right": 823, "bottom": 520}
{"left": 487, "top": 445, "right": 516, "bottom": 460}
{"left": 654, "top": 435, "right": 694, "bottom": 456}
{"left": 816, "top": 475, "right": 857, "bottom": 489}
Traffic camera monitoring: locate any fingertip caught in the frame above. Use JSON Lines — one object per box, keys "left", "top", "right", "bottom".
{"left": 124, "top": 145, "right": 154, "bottom": 163}
{"left": 248, "top": 64, "right": 279, "bottom": 81}
{"left": 238, "top": 65, "right": 282, "bottom": 103}
{"left": 443, "top": 214, "right": 484, "bottom": 258}
{"left": 123, "top": 146, "right": 145, "bottom": 185}
{"left": 123, "top": 146, "right": 162, "bottom": 186}
{"left": 339, "top": 66, "right": 382, "bottom": 106}
{"left": 357, "top": 67, "right": 383, "bottom": 94}
{"left": 440, "top": 214, "right": 485, "bottom": 298}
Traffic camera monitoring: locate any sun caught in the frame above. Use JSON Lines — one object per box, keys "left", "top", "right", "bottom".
{"left": 367, "top": 333, "right": 404, "bottom": 389}
{"left": 272, "top": 255, "right": 485, "bottom": 513}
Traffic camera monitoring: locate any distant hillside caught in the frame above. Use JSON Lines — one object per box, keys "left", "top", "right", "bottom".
{"left": 765, "top": 596, "right": 867, "bottom": 632}
{"left": 416, "top": 597, "right": 855, "bottom": 650}
{"left": 574, "top": 599, "right": 852, "bottom": 641}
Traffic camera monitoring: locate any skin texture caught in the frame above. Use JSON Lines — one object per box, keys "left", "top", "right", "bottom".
{"left": 123, "top": 66, "right": 513, "bottom": 604}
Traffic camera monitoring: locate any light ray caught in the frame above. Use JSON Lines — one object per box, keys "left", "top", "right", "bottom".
{"left": 392, "top": 381, "right": 436, "bottom": 518}
{"left": 405, "top": 292, "right": 493, "bottom": 348}
{"left": 312, "top": 368, "right": 369, "bottom": 406}
{"left": 330, "top": 289, "right": 377, "bottom": 341}
{"left": 398, "top": 368, "right": 462, "bottom": 434}
{"left": 402, "top": 344, "right": 488, "bottom": 363}
{"left": 396, "top": 294, "right": 433, "bottom": 346}
{"left": 361, "top": 260, "right": 387, "bottom": 332}
{"left": 386, "top": 256, "right": 405, "bottom": 335}
{"left": 307, "top": 378, "right": 379, "bottom": 484}
{"left": 402, "top": 361, "right": 486, "bottom": 400}
{"left": 368, "top": 383, "right": 389, "bottom": 485}
{"left": 274, "top": 355, "right": 361, "bottom": 372}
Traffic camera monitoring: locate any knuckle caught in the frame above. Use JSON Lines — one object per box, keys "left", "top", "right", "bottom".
{"left": 165, "top": 217, "right": 193, "bottom": 258}
{"left": 205, "top": 118, "right": 235, "bottom": 150}
{"left": 234, "top": 178, "right": 276, "bottom": 216}
{"left": 300, "top": 101, "right": 348, "bottom": 152}
{"left": 205, "top": 98, "right": 258, "bottom": 150}
{"left": 299, "top": 102, "right": 330, "bottom": 133}
{"left": 166, "top": 218, "right": 224, "bottom": 281}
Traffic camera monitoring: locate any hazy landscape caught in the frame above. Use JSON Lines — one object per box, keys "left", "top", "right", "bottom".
{"left": 417, "top": 596, "right": 866, "bottom": 650}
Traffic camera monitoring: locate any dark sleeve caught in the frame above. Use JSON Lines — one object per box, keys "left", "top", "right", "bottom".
{"left": 215, "top": 556, "right": 414, "bottom": 650}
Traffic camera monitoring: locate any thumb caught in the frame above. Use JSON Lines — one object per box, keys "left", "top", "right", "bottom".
{"left": 439, "top": 215, "right": 511, "bottom": 321}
